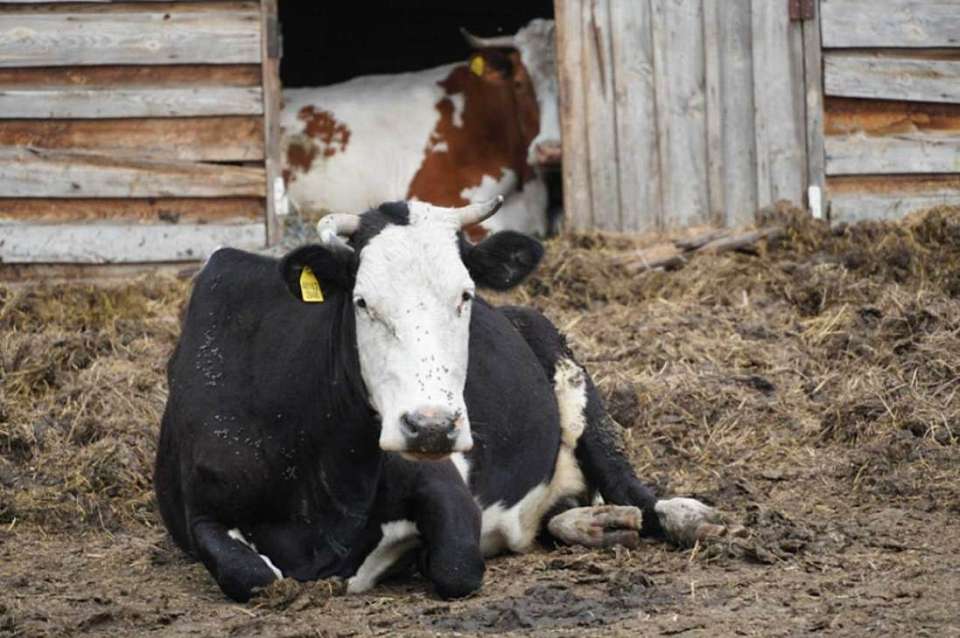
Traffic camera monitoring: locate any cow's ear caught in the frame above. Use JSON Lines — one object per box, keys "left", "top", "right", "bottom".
{"left": 469, "top": 50, "right": 514, "bottom": 85}
{"left": 461, "top": 231, "right": 543, "bottom": 291}
{"left": 279, "top": 244, "right": 356, "bottom": 301}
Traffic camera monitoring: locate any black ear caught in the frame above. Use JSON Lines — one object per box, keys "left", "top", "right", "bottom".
{"left": 461, "top": 231, "right": 544, "bottom": 291}
{"left": 279, "top": 244, "right": 356, "bottom": 301}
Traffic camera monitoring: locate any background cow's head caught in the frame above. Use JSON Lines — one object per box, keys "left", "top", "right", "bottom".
{"left": 281, "top": 198, "right": 543, "bottom": 459}
{"left": 462, "top": 19, "right": 561, "bottom": 167}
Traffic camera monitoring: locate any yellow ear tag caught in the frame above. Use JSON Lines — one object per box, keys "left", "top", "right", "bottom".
{"left": 470, "top": 55, "right": 485, "bottom": 76}
{"left": 299, "top": 266, "right": 324, "bottom": 303}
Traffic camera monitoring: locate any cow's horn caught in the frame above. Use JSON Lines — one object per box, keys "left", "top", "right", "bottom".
{"left": 317, "top": 213, "right": 361, "bottom": 253}
{"left": 460, "top": 27, "right": 516, "bottom": 49}
{"left": 455, "top": 196, "right": 504, "bottom": 227}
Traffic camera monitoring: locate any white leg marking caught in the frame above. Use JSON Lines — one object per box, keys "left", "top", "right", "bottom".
{"left": 347, "top": 520, "right": 420, "bottom": 594}
{"left": 479, "top": 358, "right": 590, "bottom": 556}
{"left": 227, "top": 528, "right": 284, "bottom": 579}
{"left": 654, "top": 497, "right": 721, "bottom": 546}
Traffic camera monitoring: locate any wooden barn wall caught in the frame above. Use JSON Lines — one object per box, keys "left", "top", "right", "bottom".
{"left": 820, "top": 0, "right": 960, "bottom": 222}
{"left": 556, "top": 0, "right": 811, "bottom": 233}
{"left": 0, "top": 1, "right": 272, "bottom": 264}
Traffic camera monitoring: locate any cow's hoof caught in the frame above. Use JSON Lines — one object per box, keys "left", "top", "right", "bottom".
{"left": 654, "top": 497, "right": 737, "bottom": 547}
{"left": 547, "top": 505, "right": 644, "bottom": 549}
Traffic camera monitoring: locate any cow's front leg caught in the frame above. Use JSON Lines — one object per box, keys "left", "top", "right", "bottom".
{"left": 191, "top": 519, "right": 281, "bottom": 602}
{"left": 414, "top": 463, "right": 485, "bottom": 599}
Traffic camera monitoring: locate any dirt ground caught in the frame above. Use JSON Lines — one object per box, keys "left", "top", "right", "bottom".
{"left": 2, "top": 206, "right": 959, "bottom": 637}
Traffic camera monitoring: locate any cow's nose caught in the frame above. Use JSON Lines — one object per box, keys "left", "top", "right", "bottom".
{"left": 534, "top": 141, "right": 563, "bottom": 165}
{"left": 400, "top": 407, "right": 460, "bottom": 454}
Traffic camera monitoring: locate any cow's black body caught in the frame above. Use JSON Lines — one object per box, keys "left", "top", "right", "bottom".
{"left": 155, "top": 220, "right": 661, "bottom": 602}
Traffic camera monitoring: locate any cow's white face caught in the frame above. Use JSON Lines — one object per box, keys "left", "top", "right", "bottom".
{"left": 352, "top": 202, "right": 475, "bottom": 457}
{"left": 514, "top": 19, "right": 561, "bottom": 166}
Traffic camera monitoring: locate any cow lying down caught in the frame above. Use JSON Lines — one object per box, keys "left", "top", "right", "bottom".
{"left": 154, "top": 198, "right": 732, "bottom": 602}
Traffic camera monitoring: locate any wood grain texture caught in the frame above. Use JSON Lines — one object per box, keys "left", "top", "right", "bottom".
{"left": 702, "top": 0, "right": 725, "bottom": 226}
{"left": 0, "top": 117, "right": 264, "bottom": 161}
{"left": 0, "top": 222, "right": 265, "bottom": 263}
{"left": 826, "top": 131, "right": 960, "bottom": 175}
{"left": 609, "top": 0, "right": 660, "bottom": 233}
{"left": 825, "top": 52, "right": 960, "bottom": 103}
{"left": 581, "top": 0, "right": 621, "bottom": 231}
{"left": 0, "top": 198, "right": 263, "bottom": 224}
{"left": 259, "top": 0, "right": 282, "bottom": 244}
{"left": 751, "top": 0, "right": 807, "bottom": 207}
{"left": 651, "top": 0, "right": 708, "bottom": 228}
{"left": 0, "top": 4, "right": 261, "bottom": 67}
{"left": 0, "top": 148, "right": 265, "bottom": 198}
{"left": 554, "top": 0, "right": 593, "bottom": 231}
{"left": 821, "top": 1, "right": 960, "bottom": 48}
{"left": 0, "top": 64, "right": 262, "bottom": 88}
{"left": 717, "top": 0, "right": 757, "bottom": 227}
{"left": 828, "top": 174, "right": 960, "bottom": 221}
{"left": 0, "top": 86, "right": 264, "bottom": 118}
{"left": 803, "top": 1, "right": 826, "bottom": 212}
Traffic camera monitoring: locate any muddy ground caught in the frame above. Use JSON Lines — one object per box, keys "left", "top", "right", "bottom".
{"left": 2, "top": 207, "right": 959, "bottom": 637}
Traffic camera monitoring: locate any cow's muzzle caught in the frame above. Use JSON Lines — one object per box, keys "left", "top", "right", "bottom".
{"left": 398, "top": 407, "right": 467, "bottom": 457}
{"left": 533, "top": 141, "right": 563, "bottom": 166}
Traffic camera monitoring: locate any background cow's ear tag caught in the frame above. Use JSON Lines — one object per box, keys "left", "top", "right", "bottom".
{"left": 299, "top": 266, "right": 324, "bottom": 303}
{"left": 470, "top": 55, "right": 485, "bottom": 76}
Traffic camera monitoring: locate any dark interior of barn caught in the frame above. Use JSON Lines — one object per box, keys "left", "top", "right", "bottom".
{"left": 279, "top": 1, "right": 554, "bottom": 87}
{"left": 278, "top": 0, "right": 563, "bottom": 229}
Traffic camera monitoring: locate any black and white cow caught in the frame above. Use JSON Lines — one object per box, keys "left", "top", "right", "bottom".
{"left": 154, "top": 198, "right": 725, "bottom": 602}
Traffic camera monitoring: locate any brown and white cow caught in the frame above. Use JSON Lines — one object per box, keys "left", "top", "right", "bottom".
{"left": 280, "top": 19, "right": 559, "bottom": 238}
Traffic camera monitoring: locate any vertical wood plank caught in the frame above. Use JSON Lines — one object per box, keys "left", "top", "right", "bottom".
{"left": 555, "top": 0, "right": 593, "bottom": 231}
{"left": 803, "top": 0, "right": 826, "bottom": 216}
{"left": 609, "top": 0, "right": 660, "bottom": 233}
{"left": 718, "top": 0, "right": 757, "bottom": 226}
{"left": 260, "top": 0, "right": 281, "bottom": 244}
{"left": 581, "top": 0, "right": 621, "bottom": 231}
{"left": 651, "top": 0, "right": 709, "bottom": 229}
{"left": 751, "top": 0, "right": 807, "bottom": 207}
{"left": 702, "top": 0, "right": 725, "bottom": 226}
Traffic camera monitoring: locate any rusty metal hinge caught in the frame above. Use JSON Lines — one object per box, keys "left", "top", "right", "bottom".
{"left": 267, "top": 14, "right": 282, "bottom": 59}
{"left": 788, "top": 0, "right": 815, "bottom": 21}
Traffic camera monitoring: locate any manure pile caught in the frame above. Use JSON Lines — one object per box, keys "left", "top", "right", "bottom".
{"left": 1, "top": 207, "right": 958, "bottom": 636}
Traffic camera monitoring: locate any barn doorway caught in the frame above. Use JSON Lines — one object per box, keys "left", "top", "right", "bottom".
{"left": 276, "top": 1, "right": 563, "bottom": 233}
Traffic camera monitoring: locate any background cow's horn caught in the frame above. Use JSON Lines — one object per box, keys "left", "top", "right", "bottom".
{"left": 460, "top": 27, "right": 516, "bottom": 49}
{"left": 317, "top": 213, "right": 361, "bottom": 253}
{"left": 455, "top": 196, "right": 504, "bottom": 227}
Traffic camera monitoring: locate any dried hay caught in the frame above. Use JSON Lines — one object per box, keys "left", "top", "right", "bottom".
{"left": 1, "top": 204, "right": 958, "bottom": 544}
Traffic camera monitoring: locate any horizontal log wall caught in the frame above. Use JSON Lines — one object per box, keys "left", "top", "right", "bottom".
{"left": 820, "top": 0, "right": 960, "bottom": 222}
{"left": 556, "top": 0, "right": 808, "bottom": 233}
{"left": 0, "top": 1, "right": 269, "bottom": 264}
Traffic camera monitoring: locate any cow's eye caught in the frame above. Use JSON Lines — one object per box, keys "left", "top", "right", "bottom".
{"left": 461, "top": 290, "right": 474, "bottom": 303}
{"left": 355, "top": 297, "right": 367, "bottom": 309}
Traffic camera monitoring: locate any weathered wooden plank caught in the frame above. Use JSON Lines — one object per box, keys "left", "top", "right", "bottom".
{"left": 828, "top": 175, "right": 960, "bottom": 222}
{"left": 825, "top": 52, "right": 960, "bottom": 104}
{"left": 0, "top": 262, "right": 195, "bottom": 285}
{"left": 0, "top": 222, "right": 265, "bottom": 263}
{"left": 0, "top": 4, "right": 261, "bottom": 68}
{"left": 821, "top": 1, "right": 960, "bottom": 48}
{"left": 609, "top": 0, "right": 660, "bottom": 233}
{"left": 751, "top": 0, "right": 807, "bottom": 207}
{"left": 803, "top": 1, "right": 826, "bottom": 218}
{"left": 0, "top": 86, "right": 263, "bottom": 118}
{"left": 554, "top": 0, "right": 592, "bottom": 231}
{"left": 651, "top": 0, "right": 708, "bottom": 228}
{"left": 0, "top": 117, "right": 263, "bottom": 162}
{"left": 581, "top": 0, "right": 621, "bottom": 231}
{"left": 702, "top": 0, "right": 725, "bottom": 226}
{"left": 0, "top": 198, "right": 263, "bottom": 224}
{"left": 0, "top": 64, "right": 261, "bottom": 88}
{"left": 826, "top": 131, "right": 960, "bottom": 175}
{"left": 0, "top": 148, "right": 265, "bottom": 198}
{"left": 717, "top": 0, "right": 756, "bottom": 227}
{"left": 260, "top": 0, "right": 282, "bottom": 244}
{"left": 825, "top": 97, "right": 960, "bottom": 134}
{"left": 0, "top": 3, "right": 257, "bottom": 13}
